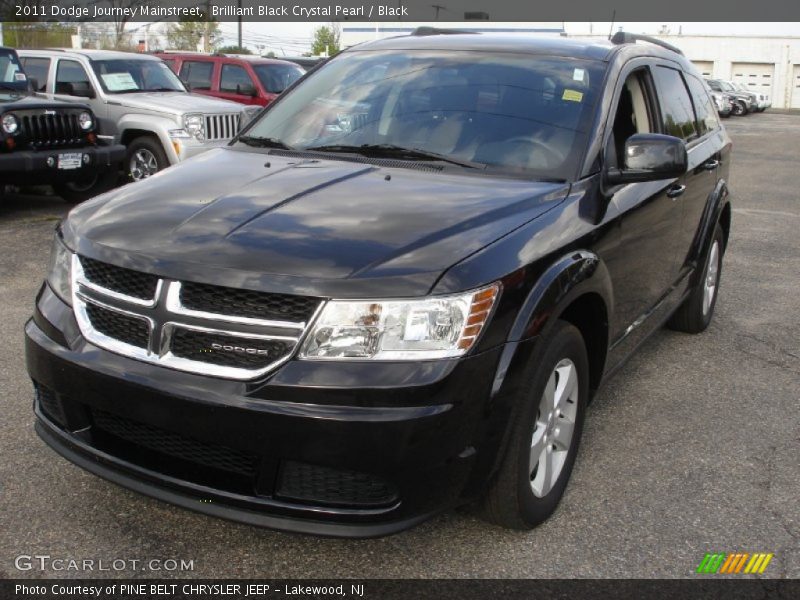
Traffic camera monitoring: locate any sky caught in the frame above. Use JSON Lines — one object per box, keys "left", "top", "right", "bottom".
{"left": 212, "top": 21, "right": 800, "bottom": 56}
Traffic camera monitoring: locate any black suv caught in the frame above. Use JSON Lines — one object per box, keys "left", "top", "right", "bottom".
{"left": 26, "top": 31, "right": 731, "bottom": 537}
{"left": 0, "top": 47, "right": 124, "bottom": 203}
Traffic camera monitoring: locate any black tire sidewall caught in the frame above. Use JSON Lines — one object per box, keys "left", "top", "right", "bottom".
{"left": 510, "top": 321, "right": 589, "bottom": 526}
{"left": 125, "top": 137, "right": 168, "bottom": 181}
{"left": 696, "top": 225, "right": 724, "bottom": 329}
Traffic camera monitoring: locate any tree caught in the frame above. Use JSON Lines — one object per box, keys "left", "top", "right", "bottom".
{"left": 311, "top": 23, "right": 341, "bottom": 56}
{"left": 217, "top": 45, "right": 252, "bottom": 55}
{"left": 166, "top": 13, "right": 220, "bottom": 52}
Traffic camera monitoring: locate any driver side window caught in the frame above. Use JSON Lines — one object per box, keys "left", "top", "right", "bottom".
{"left": 608, "top": 70, "right": 653, "bottom": 168}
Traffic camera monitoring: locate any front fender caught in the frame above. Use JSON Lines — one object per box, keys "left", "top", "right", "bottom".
{"left": 689, "top": 178, "right": 731, "bottom": 286}
{"left": 117, "top": 115, "right": 181, "bottom": 164}
{"left": 460, "top": 251, "right": 613, "bottom": 498}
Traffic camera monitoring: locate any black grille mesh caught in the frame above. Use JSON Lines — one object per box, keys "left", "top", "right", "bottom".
{"left": 36, "top": 384, "right": 66, "bottom": 427}
{"left": 80, "top": 257, "right": 159, "bottom": 301}
{"left": 180, "top": 281, "right": 319, "bottom": 322}
{"left": 85, "top": 303, "right": 149, "bottom": 349}
{"left": 277, "top": 461, "right": 399, "bottom": 508}
{"left": 170, "top": 329, "right": 291, "bottom": 368}
{"left": 91, "top": 409, "right": 258, "bottom": 477}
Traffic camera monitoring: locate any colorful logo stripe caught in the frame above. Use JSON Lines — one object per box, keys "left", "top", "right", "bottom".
{"left": 697, "top": 553, "right": 773, "bottom": 574}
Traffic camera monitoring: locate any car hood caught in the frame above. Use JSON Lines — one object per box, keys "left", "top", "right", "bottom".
{"left": 65, "top": 148, "right": 568, "bottom": 298}
{"left": 0, "top": 93, "right": 87, "bottom": 110}
{"left": 112, "top": 92, "right": 242, "bottom": 115}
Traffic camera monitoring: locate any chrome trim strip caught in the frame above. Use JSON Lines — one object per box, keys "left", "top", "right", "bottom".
{"left": 165, "top": 281, "right": 309, "bottom": 331}
{"left": 74, "top": 255, "right": 160, "bottom": 307}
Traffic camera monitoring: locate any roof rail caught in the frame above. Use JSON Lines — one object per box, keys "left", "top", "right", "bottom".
{"left": 610, "top": 31, "right": 683, "bottom": 56}
{"left": 410, "top": 27, "right": 472, "bottom": 37}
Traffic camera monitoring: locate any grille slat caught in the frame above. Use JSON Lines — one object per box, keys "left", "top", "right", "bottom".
{"left": 170, "top": 329, "right": 291, "bottom": 368}
{"left": 85, "top": 303, "right": 150, "bottom": 349}
{"left": 180, "top": 281, "right": 319, "bottom": 323}
{"left": 80, "top": 256, "right": 159, "bottom": 301}
{"left": 17, "top": 110, "right": 85, "bottom": 149}
{"left": 204, "top": 113, "right": 240, "bottom": 141}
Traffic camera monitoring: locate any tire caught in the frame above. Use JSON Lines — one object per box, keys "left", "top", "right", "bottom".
{"left": 667, "top": 224, "right": 724, "bottom": 334}
{"left": 125, "top": 136, "right": 169, "bottom": 182}
{"left": 732, "top": 101, "right": 746, "bottom": 116}
{"left": 482, "top": 320, "right": 589, "bottom": 530}
{"left": 53, "top": 170, "right": 118, "bottom": 204}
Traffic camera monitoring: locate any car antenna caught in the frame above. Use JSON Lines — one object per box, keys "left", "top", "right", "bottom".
{"left": 608, "top": 10, "right": 616, "bottom": 41}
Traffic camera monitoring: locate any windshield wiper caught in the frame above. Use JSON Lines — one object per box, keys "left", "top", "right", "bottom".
{"left": 236, "top": 135, "right": 290, "bottom": 149}
{"left": 304, "top": 143, "right": 484, "bottom": 169}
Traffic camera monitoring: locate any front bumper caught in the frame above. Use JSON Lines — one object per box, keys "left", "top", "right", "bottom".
{"left": 25, "top": 283, "right": 507, "bottom": 537}
{"left": 0, "top": 144, "right": 125, "bottom": 185}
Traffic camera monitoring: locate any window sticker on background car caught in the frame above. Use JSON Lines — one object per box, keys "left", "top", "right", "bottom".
{"left": 14, "top": 72, "right": 26, "bottom": 81}
{"left": 101, "top": 72, "right": 138, "bottom": 92}
{"left": 562, "top": 89, "right": 583, "bottom": 102}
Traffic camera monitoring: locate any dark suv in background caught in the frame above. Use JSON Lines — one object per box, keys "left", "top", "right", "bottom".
{"left": 1, "top": 47, "right": 124, "bottom": 203}
{"left": 26, "top": 31, "right": 731, "bottom": 536}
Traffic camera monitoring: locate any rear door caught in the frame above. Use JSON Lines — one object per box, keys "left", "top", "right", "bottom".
{"left": 217, "top": 62, "right": 260, "bottom": 105}
{"left": 178, "top": 59, "right": 216, "bottom": 99}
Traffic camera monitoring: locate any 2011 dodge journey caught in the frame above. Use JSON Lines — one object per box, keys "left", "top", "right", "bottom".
{"left": 25, "top": 30, "right": 732, "bottom": 537}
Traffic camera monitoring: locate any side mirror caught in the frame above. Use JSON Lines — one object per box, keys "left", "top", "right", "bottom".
{"left": 181, "top": 78, "right": 192, "bottom": 91}
{"left": 27, "top": 77, "right": 39, "bottom": 93}
{"left": 67, "top": 81, "right": 95, "bottom": 99}
{"left": 605, "top": 133, "right": 687, "bottom": 185}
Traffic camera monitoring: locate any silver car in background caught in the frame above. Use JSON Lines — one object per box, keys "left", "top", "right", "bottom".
{"left": 18, "top": 49, "right": 255, "bottom": 182}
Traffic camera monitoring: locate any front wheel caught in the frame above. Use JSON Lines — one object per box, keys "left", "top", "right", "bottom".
{"left": 125, "top": 136, "right": 169, "bottom": 182}
{"left": 53, "top": 171, "right": 118, "bottom": 204}
{"left": 732, "top": 101, "right": 747, "bottom": 116}
{"left": 482, "top": 320, "right": 588, "bottom": 530}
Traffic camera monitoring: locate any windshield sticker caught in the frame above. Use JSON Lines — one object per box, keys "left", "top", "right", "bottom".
{"left": 572, "top": 68, "right": 585, "bottom": 82}
{"left": 14, "top": 72, "right": 27, "bottom": 81}
{"left": 562, "top": 89, "right": 583, "bottom": 102}
{"left": 101, "top": 72, "right": 139, "bottom": 91}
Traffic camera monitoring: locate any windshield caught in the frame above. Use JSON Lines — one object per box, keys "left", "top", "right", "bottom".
{"left": 243, "top": 50, "right": 603, "bottom": 179}
{"left": 91, "top": 59, "right": 185, "bottom": 94}
{"left": 253, "top": 63, "right": 304, "bottom": 94}
{"left": 720, "top": 81, "right": 736, "bottom": 92}
{"left": 0, "top": 50, "right": 27, "bottom": 92}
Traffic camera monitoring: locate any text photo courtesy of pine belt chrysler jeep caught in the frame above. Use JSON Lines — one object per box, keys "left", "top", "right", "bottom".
{"left": 26, "top": 30, "right": 731, "bottom": 537}
{"left": 1, "top": 47, "right": 125, "bottom": 203}
{"left": 18, "top": 49, "right": 255, "bottom": 184}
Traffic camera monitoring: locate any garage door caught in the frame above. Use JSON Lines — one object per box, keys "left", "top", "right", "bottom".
{"left": 731, "top": 62, "right": 775, "bottom": 97}
{"left": 692, "top": 61, "right": 714, "bottom": 78}
{"left": 793, "top": 65, "right": 800, "bottom": 109}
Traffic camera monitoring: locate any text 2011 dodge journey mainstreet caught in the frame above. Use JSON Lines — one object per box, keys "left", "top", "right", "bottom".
{"left": 26, "top": 31, "right": 732, "bottom": 537}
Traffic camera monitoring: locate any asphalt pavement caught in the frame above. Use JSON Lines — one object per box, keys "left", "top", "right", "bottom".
{"left": 0, "top": 112, "right": 797, "bottom": 579}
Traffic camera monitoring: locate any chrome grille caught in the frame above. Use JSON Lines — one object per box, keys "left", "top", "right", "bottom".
{"left": 204, "top": 113, "right": 241, "bottom": 141}
{"left": 72, "top": 255, "right": 323, "bottom": 380}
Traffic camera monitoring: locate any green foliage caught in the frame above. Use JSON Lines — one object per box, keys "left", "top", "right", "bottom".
{"left": 217, "top": 46, "right": 253, "bottom": 55}
{"left": 166, "top": 14, "right": 221, "bottom": 52}
{"left": 1, "top": 22, "right": 77, "bottom": 49}
{"left": 311, "top": 25, "right": 341, "bottom": 56}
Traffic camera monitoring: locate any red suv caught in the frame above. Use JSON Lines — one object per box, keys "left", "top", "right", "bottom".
{"left": 156, "top": 53, "right": 305, "bottom": 107}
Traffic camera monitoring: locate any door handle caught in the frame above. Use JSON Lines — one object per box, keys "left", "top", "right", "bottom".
{"left": 703, "top": 160, "right": 720, "bottom": 170}
{"left": 666, "top": 184, "right": 686, "bottom": 198}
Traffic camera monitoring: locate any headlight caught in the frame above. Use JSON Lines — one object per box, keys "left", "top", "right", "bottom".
{"left": 47, "top": 234, "right": 73, "bottom": 305}
{"left": 78, "top": 112, "right": 93, "bottom": 131}
{"left": 300, "top": 284, "right": 500, "bottom": 360}
{"left": 2, "top": 113, "right": 18, "bottom": 134}
{"left": 183, "top": 113, "right": 205, "bottom": 140}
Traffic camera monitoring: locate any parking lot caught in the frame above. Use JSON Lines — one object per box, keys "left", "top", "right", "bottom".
{"left": 1, "top": 112, "right": 798, "bottom": 579}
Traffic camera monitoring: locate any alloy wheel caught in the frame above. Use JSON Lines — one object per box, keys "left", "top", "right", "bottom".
{"left": 703, "top": 241, "right": 720, "bottom": 316}
{"left": 129, "top": 149, "right": 159, "bottom": 181}
{"left": 529, "top": 358, "right": 579, "bottom": 498}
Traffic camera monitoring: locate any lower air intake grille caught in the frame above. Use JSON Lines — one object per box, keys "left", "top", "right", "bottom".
{"left": 277, "top": 461, "right": 399, "bottom": 508}
{"left": 91, "top": 409, "right": 258, "bottom": 478}
{"left": 170, "top": 329, "right": 291, "bottom": 368}
{"left": 85, "top": 303, "right": 149, "bottom": 349}
{"left": 80, "top": 256, "right": 159, "bottom": 301}
{"left": 35, "top": 384, "right": 66, "bottom": 427}
{"left": 179, "top": 281, "right": 320, "bottom": 323}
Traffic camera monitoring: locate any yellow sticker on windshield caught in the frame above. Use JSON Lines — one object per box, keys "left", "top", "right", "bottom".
{"left": 562, "top": 89, "right": 584, "bottom": 102}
